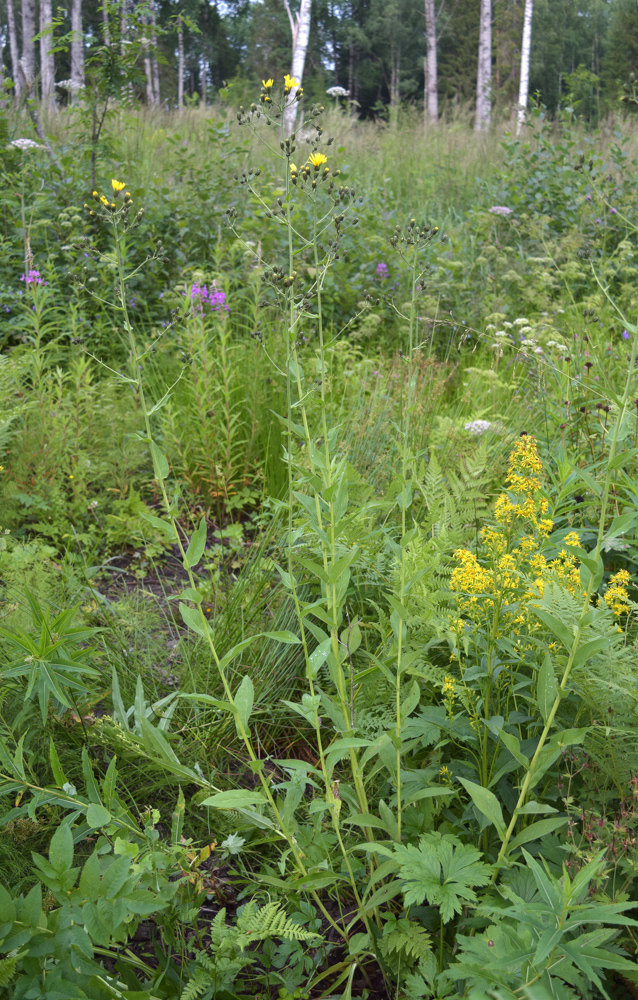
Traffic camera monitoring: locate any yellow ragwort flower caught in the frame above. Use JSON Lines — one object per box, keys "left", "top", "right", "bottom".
{"left": 283, "top": 74, "right": 298, "bottom": 93}
{"left": 605, "top": 569, "right": 631, "bottom": 617}
{"left": 111, "top": 179, "right": 126, "bottom": 194}
{"left": 262, "top": 78, "right": 274, "bottom": 89}
{"left": 308, "top": 152, "right": 327, "bottom": 169}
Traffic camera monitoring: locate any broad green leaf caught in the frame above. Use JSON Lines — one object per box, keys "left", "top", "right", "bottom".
{"left": 234, "top": 675, "right": 254, "bottom": 734}
{"left": 264, "top": 630, "right": 301, "bottom": 644}
{"left": 184, "top": 517, "right": 207, "bottom": 568}
{"left": 532, "top": 608, "right": 573, "bottom": 651}
{"left": 49, "top": 823, "right": 73, "bottom": 873}
{"left": 572, "top": 636, "right": 611, "bottom": 669}
{"left": 49, "top": 738, "right": 67, "bottom": 787}
{"left": 507, "top": 816, "right": 568, "bottom": 853}
{"left": 179, "top": 603, "right": 210, "bottom": 639}
{"left": 498, "top": 730, "right": 529, "bottom": 769}
{"left": 202, "top": 789, "right": 267, "bottom": 809}
{"left": 139, "top": 510, "right": 175, "bottom": 539}
{"left": 458, "top": 777, "right": 505, "bottom": 838}
{"left": 150, "top": 441, "right": 169, "bottom": 480}
{"left": 537, "top": 654, "right": 559, "bottom": 725}
{"left": 86, "top": 803, "right": 112, "bottom": 829}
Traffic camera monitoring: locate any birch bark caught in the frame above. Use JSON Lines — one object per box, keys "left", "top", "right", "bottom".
{"left": 424, "top": 0, "right": 437, "bottom": 121}
{"left": 7, "top": 0, "right": 21, "bottom": 98}
{"left": 40, "top": 0, "right": 56, "bottom": 108}
{"left": 20, "top": 0, "right": 36, "bottom": 88}
{"left": 516, "top": 0, "right": 533, "bottom": 134}
{"left": 282, "top": 0, "right": 312, "bottom": 135}
{"left": 475, "top": 0, "right": 491, "bottom": 131}
{"left": 71, "top": 0, "right": 85, "bottom": 89}
{"left": 177, "top": 15, "right": 184, "bottom": 107}
{"left": 150, "top": 2, "right": 160, "bottom": 104}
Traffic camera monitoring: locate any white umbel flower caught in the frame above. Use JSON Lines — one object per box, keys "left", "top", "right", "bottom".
{"left": 465, "top": 420, "right": 492, "bottom": 435}
{"left": 10, "top": 138, "right": 44, "bottom": 150}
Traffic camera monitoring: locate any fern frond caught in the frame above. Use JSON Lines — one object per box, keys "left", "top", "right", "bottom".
{"left": 180, "top": 966, "right": 213, "bottom": 1000}
{"left": 381, "top": 920, "right": 432, "bottom": 962}
{"left": 237, "top": 901, "right": 321, "bottom": 942}
{"left": 0, "top": 956, "right": 17, "bottom": 989}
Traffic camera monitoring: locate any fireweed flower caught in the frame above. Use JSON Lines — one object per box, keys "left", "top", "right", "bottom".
{"left": 186, "top": 283, "right": 229, "bottom": 314}
{"left": 21, "top": 270, "right": 46, "bottom": 285}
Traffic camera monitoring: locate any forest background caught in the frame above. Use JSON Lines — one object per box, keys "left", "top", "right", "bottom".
{"left": 3, "top": 0, "right": 638, "bottom": 126}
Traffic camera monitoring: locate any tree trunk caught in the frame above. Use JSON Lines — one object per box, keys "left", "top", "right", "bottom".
{"left": 475, "top": 0, "right": 492, "bottom": 131}
{"left": 7, "top": 0, "right": 21, "bottom": 98}
{"left": 102, "top": 1, "right": 110, "bottom": 45}
{"left": 424, "top": 0, "right": 438, "bottom": 121}
{"left": 177, "top": 15, "right": 184, "bottom": 107}
{"left": 282, "top": 0, "right": 312, "bottom": 135}
{"left": 389, "top": 41, "right": 400, "bottom": 128}
{"left": 71, "top": 0, "right": 84, "bottom": 90}
{"left": 150, "top": 2, "right": 160, "bottom": 104}
{"left": 40, "top": 0, "right": 56, "bottom": 109}
{"left": 516, "top": 0, "right": 533, "bottom": 134}
{"left": 20, "top": 0, "right": 36, "bottom": 89}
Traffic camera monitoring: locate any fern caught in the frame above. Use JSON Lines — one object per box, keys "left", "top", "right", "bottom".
{"left": 380, "top": 916, "right": 432, "bottom": 962}
{"left": 0, "top": 956, "right": 17, "bottom": 989}
{"left": 180, "top": 966, "right": 213, "bottom": 1000}
{"left": 237, "top": 901, "right": 321, "bottom": 942}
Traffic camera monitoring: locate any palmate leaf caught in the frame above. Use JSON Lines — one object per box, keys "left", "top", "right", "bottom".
{"left": 392, "top": 833, "right": 492, "bottom": 923}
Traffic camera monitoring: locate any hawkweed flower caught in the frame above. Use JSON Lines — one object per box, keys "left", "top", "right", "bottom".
{"left": 262, "top": 78, "right": 274, "bottom": 90}
{"left": 284, "top": 74, "right": 298, "bottom": 95}
{"left": 308, "top": 152, "right": 327, "bottom": 170}
{"left": 111, "top": 178, "right": 126, "bottom": 195}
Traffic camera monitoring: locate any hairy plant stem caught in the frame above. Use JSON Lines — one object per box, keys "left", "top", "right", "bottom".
{"left": 110, "top": 213, "right": 347, "bottom": 942}
{"left": 493, "top": 319, "right": 638, "bottom": 871}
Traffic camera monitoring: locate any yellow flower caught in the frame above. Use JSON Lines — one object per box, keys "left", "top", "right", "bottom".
{"left": 262, "top": 78, "right": 274, "bottom": 89}
{"left": 308, "top": 152, "right": 327, "bottom": 169}
{"left": 100, "top": 195, "right": 109, "bottom": 206}
{"left": 111, "top": 179, "right": 126, "bottom": 193}
{"left": 605, "top": 569, "right": 631, "bottom": 617}
{"left": 290, "top": 163, "right": 298, "bottom": 173}
{"left": 283, "top": 74, "right": 298, "bottom": 93}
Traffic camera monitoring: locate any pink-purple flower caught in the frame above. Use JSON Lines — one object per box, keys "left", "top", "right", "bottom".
{"left": 21, "top": 270, "right": 46, "bottom": 285}
{"left": 186, "top": 283, "right": 229, "bottom": 314}
{"left": 488, "top": 206, "right": 513, "bottom": 216}
{"left": 376, "top": 262, "right": 389, "bottom": 279}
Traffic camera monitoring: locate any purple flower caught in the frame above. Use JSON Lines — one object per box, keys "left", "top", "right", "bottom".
{"left": 595, "top": 218, "right": 601, "bottom": 225}
{"left": 376, "top": 262, "right": 389, "bottom": 279}
{"left": 21, "top": 270, "right": 46, "bottom": 285}
{"left": 610, "top": 207, "right": 618, "bottom": 215}
{"left": 585, "top": 194, "right": 592, "bottom": 202}
{"left": 186, "top": 283, "right": 230, "bottom": 314}
{"left": 488, "top": 206, "right": 513, "bottom": 216}
{"left": 623, "top": 330, "right": 630, "bottom": 340}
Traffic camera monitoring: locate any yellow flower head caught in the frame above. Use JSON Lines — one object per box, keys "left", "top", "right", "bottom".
{"left": 100, "top": 195, "right": 109, "bottom": 206}
{"left": 262, "top": 78, "right": 274, "bottom": 89}
{"left": 308, "top": 152, "right": 327, "bottom": 169}
{"left": 111, "top": 179, "right": 126, "bottom": 194}
{"left": 290, "top": 163, "right": 298, "bottom": 174}
{"left": 284, "top": 74, "right": 298, "bottom": 93}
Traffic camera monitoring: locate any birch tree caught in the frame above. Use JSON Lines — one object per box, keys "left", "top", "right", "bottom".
{"left": 150, "top": 2, "right": 161, "bottom": 104}
{"left": 475, "top": 0, "right": 491, "bottom": 130}
{"left": 282, "top": 0, "right": 312, "bottom": 136}
{"left": 40, "top": 0, "right": 56, "bottom": 108}
{"left": 424, "top": 0, "right": 437, "bottom": 121}
{"left": 20, "top": 0, "right": 36, "bottom": 88}
{"left": 7, "top": 0, "right": 21, "bottom": 98}
{"left": 516, "top": 0, "right": 533, "bottom": 133}
{"left": 71, "top": 0, "right": 85, "bottom": 90}
{"left": 177, "top": 15, "right": 184, "bottom": 108}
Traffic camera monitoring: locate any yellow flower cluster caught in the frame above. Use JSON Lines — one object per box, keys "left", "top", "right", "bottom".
{"left": 605, "top": 569, "right": 631, "bottom": 617}
{"left": 450, "top": 437, "right": 584, "bottom": 637}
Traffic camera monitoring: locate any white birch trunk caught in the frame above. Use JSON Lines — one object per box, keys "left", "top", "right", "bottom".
{"left": 102, "top": 1, "right": 110, "bottom": 45}
{"left": 150, "top": 3, "right": 160, "bottom": 104}
{"left": 7, "top": 0, "right": 21, "bottom": 98}
{"left": 424, "top": 0, "right": 438, "bottom": 121}
{"left": 40, "top": 0, "right": 55, "bottom": 109}
{"left": 516, "top": 0, "right": 533, "bottom": 134}
{"left": 20, "top": 0, "right": 36, "bottom": 88}
{"left": 177, "top": 15, "right": 184, "bottom": 108}
{"left": 282, "top": 0, "right": 312, "bottom": 136}
{"left": 475, "top": 0, "right": 491, "bottom": 131}
{"left": 71, "top": 0, "right": 85, "bottom": 89}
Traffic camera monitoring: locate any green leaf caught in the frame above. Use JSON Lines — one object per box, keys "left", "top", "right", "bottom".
{"left": 537, "top": 654, "right": 559, "bottom": 725}
{"left": 150, "top": 441, "right": 170, "bottom": 480}
{"left": 139, "top": 510, "right": 176, "bottom": 539}
{"left": 184, "top": 517, "right": 207, "bottom": 568}
{"left": 532, "top": 608, "right": 573, "bottom": 651}
{"left": 234, "top": 675, "right": 254, "bottom": 734}
{"left": 458, "top": 777, "right": 506, "bottom": 838}
{"left": 507, "top": 816, "right": 568, "bottom": 853}
{"left": 49, "top": 738, "right": 67, "bottom": 787}
{"left": 179, "top": 602, "right": 210, "bottom": 639}
{"left": 202, "top": 789, "right": 267, "bottom": 809}
{"left": 86, "top": 802, "right": 112, "bottom": 828}
{"left": 498, "top": 730, "right": 529, "bottom": 769}
{"left": 49, "top": 823, "right": 73, "bottom": 873}
{"left": 572, "top": 636, "right": 611, "bottom": 669}
{"left": 79, "top": 852, "right": 102, "bottom": 902}
{"left": 264, "top": 630, "right": 302, "bottom": 644}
